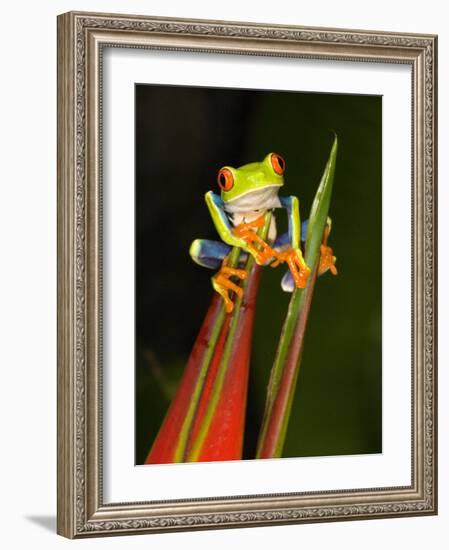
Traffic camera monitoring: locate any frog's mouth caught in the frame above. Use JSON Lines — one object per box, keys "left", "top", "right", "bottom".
{"left": 223, "top": 184, "right": 282, "bottom": 214}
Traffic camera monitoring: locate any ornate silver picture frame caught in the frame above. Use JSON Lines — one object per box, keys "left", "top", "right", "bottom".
{"left": 57, "top": 11, "right": 437, "bottom": 538}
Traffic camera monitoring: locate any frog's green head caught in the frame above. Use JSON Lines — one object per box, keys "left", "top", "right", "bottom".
{"left": 217, "top": 153, "right": 285, "bottom": 205}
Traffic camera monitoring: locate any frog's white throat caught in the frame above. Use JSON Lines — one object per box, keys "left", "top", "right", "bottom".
{"left": 223, "top": 185, "right": 281, "bottom": 226}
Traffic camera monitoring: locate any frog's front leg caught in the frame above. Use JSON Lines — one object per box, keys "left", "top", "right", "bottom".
{"left": 273, "top": 196, "right": 311, "bottom": 288}
{"left": 232, "top": 216, "right": 277, "bottom": 266}
{"left": 276, "top": 218, "right": 337, "bottom": 292}
{"left": 189, "top": 239, "right": 247, "bottom": 313}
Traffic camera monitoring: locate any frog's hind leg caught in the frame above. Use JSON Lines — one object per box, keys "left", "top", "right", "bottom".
{"left": 280, "top": 271, "right": 295, "bottom": 293}
{"left": 189, "top": 238, "right": 249, "bottom": 269}
{"left": 273, "top": 231, "right": 301, "bottom": 293}
{"left": 189, "top": 239, "right": 247, "bottom": 313}
{"left": 190, "top": 239, "right": 231, "bottom": 269}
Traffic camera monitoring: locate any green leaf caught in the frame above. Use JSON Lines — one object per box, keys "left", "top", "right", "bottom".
{"left": 256, "top": 135, "right": 338, "bottom": 459}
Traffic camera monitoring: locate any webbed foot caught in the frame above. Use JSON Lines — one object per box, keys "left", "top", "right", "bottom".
{"left": 271, "top": 248, "right": 311, "bottom": 288}
{"left": 212, "top": 262, "right": 247, "bottom": 314}
{"left": 283, "top": 249, "right": 310, "bottom": 288}
{"left": 233, "top": 216, "right": 276, "bottom": 265}
{"left": 319, "top": 244, "right": 337, "bottom": 275}
{"left": 318, "top": 223, "right": 337, "bottom": 276}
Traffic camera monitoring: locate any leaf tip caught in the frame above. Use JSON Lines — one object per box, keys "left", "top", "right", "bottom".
{"left": 329, "top": 130, "right": 338, "bottom": 153}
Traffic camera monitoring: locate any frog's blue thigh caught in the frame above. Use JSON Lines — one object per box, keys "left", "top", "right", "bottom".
{"left": 189, "top": 239, "right": 232, "bottom": 269}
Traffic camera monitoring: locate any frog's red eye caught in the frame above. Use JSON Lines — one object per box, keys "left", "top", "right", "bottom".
{"left": 217, "top": 168, "right": 234, "bottom": 192}
{"left": 271, "top": 153, "right": 285, "bottom": 175}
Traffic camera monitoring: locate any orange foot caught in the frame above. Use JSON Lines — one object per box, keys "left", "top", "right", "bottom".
{"left": 233, "top": 217, "right": 276, "bottom": 266}
{"left": 212, "top": 265, "right": 247, "bottom": 314}
{"left": 272, "top": 248, "right": 311, "bottom": 288}
{"left": 319, "top": 244, "right": 337, "bottom": 276}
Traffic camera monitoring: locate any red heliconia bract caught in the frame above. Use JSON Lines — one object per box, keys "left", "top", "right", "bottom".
{"left": 145, "top": 294, "right": 223, "bottom": 464}
{"left": 189, "top": 264, "right": 261, "bottom": 462}
{"left": 145, "top": 264, "right": 262, "bottom": 464}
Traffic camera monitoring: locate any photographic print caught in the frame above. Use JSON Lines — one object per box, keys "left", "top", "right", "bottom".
{"left": 135, "top": 85, "right": 382, "bottom": 465}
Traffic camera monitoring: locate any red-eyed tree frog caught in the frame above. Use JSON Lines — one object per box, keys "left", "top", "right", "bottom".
{"left": 189, "top": 153, "right": 337, "bottom": 312}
